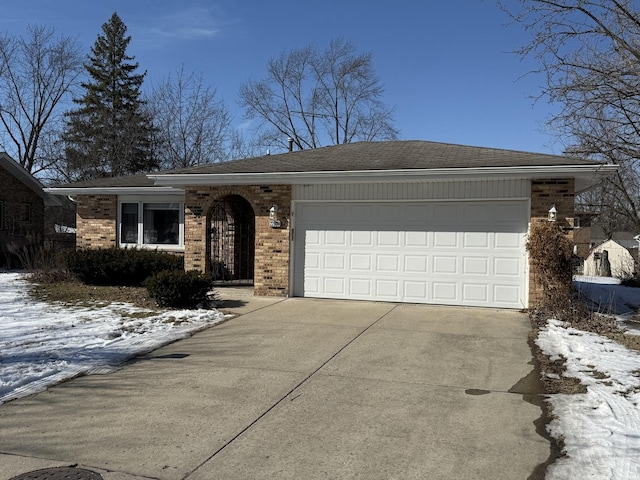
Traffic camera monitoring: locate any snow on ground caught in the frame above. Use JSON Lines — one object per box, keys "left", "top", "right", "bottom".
{"left": 536, "top": 276, "right": 640, "bottom": 479}
{"left": 0, "top": 272, "right": 225, "bottom": 404}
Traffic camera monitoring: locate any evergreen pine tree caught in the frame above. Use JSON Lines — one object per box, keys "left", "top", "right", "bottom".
{"left": 64, "top": 12, "right": 156, "bottom": 180}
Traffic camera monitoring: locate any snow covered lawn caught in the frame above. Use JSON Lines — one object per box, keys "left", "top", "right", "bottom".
{"left": 0, "top": 272, "right": 225, "bottom": 405}
{"left": 538, "top": 276, "right": 640, "bottom": 479}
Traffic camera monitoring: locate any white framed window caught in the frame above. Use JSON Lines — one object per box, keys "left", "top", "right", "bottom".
{"left": 118, "top": 196, "right": 184, "bottom": 251}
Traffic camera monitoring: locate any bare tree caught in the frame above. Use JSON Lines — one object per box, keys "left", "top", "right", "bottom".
{"left": 149, "top": 67, "right": 232, "bottom": 168}
{"left": 227, "top": 129, "right": 263, "bottom": 160}
{"left": 502, "top": 0, "right": 640, "bottom": 232}
{"left": 239, "top": 38, "right": 398, "bottom": 153}
{"left": 0, "top": 25, "right": 83, "bottom": 175}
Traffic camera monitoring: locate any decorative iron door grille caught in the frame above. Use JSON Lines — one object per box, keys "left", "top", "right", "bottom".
{"left": 209, "top": 198, "right": 254, "bottom": 284}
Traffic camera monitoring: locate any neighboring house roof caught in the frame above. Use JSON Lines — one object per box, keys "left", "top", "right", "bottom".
{"left": 45, "top": 140, "right": 617, "bottom": 195}
{"left": 588, "top": 226, "right": 640, "bottom": 250}
{"left": 0, "top": 152, "right": 62, "bottom": 206}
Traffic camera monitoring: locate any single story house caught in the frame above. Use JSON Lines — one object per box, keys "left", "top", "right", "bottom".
{"left": 583, "top": 239, "right": 636, "bottom": 279}
{"left": 0, "top": 152, "right": 62, "bottom": 265}
{"left": 46, "top": 140, "right": 616, "bottom": 309}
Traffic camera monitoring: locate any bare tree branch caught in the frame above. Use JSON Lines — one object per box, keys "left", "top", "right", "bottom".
{"left": 238, "top": 38, "right": 398, "bottom": 153}
{"left": 503, "top": 0, "right": 640, "bottom": 232}
{"left": 148, "top": 67, "right": 232, "bottom": 168}
{"left": 0, "top": 25, "right": 82, "bottom": 175}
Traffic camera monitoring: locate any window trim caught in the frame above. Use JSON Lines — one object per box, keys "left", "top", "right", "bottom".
{"left": 117, "top": 195, "right": 185, "bottom": 251}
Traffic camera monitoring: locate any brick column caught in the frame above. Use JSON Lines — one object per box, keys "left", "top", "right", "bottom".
{"left": 252, "top": 185, "right": 292, "bottom": 296}
{"left": 529, "top": 179, "right": 575, "bottom": 307}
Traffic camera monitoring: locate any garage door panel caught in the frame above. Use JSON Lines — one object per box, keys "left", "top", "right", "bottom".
{"left": 406, "top": 231, "right": 428, "bottom": 247}
{"left": 376, "top": 255, "right": 400, "bottom": 272}
{"left": 350, "top": 278, "right": 372, "bottom": 296}
{"left": 463, "top": 283, "right": 489, "bottom": 303}
{"left": 404, "top": 204, "right": 431, "bottom": 223}
{"left": 433, "top": 282, "right": 458, "bottom": 302}
{"left": 405, "top": 255, "right": 428, "bottom": 273}
{"left": 350, "top": 253, "right": 373, "bottom": 271}
{"left": 494, "top": 232, "right": 522, "bottom": 248}
{"left": 433, "top": 256, "right": 458, "bottom": 274}
{"left": 404, "top": 280, "right": 428, "bottom": 301}
{"left": 377, "top": 231, "right": 401, "bottom": 246}
{"left": 464, "top": 231, "right": 490, "bottom": 248}
{"left": 351, "top": 230, "right": 373, "bottom": 246}
{"left": 324, "top": 277, "right": 346, "bottom": 295}
{"left": 432, "top": 204, "right": 460, "bottom": 223}
{"left": 494, "top": 285, "right": 521, "bottom": 306}
{"left": 296, "top": 201, "right": 528, "bottom": 308}
{"left": 324, "top": 253, "right": 346, "bottom": 270}
{"left": 306, "top": 230, "right": 321, "bottom": 245}
{"left": 463, "top": 204, "right": 492, "bottom": 222}
{"left": 434, "top": 231, "right": 458, "bottom": 247}
{"left": 325, "top": 230, "right": 347, "bottom": 246}
{"left": 495, "top": 257, "right": 521, "bottom": 276}
{"left": 494, "top": 203, "right": 527, "bottom": 223}
{"left": 375, "top": 279, "right": 400, "bottom": 299}
{"left": 306, "top": 252, "right": 320, "bottom": 269}
{"left": 304, "top": 276, "right": 319, "bottom": 295}
{"left": 463, "top": 257, "right": 489, "bottom": 275}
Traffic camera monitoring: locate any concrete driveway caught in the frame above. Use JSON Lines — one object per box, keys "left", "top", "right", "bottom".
{"left": 0, "top": 294, "right": 549, "bottom": 480}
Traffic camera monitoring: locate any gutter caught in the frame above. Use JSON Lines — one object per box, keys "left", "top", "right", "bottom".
{"left": 147, "top": 164, "right": 619, "bottom": 187}
{"left": 44, "top": 186, "right": 184, "bottom": 196}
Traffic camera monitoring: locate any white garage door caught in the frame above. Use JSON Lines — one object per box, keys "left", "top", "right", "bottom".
{"left": 293, "top": 201, "right": 529, "bottom": 308}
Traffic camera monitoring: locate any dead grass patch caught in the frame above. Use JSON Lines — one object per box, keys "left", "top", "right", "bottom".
{"left": 606, "top": 332, "right": 640, "bottom": 352}
{"left": 28, "top": 280, "right": 160, "bottom": 310}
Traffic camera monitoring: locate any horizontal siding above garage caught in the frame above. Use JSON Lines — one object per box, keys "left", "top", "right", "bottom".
{"left": 293, "top": 179, "right": 530, "bottom": 202}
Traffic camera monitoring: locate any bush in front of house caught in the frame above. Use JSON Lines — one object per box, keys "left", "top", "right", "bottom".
{"left": 144, "top": 270, "right": 213, "bottom": 308}
{"left": 526, "top": 221, "right": 573, "bottom": 306}
{"left": 66, "top": 247, "right": 184, "bottom": 286}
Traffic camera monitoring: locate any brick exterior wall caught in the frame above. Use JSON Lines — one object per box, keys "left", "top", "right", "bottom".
{"left": 71, "top": 177, "right": 579, "bottom": 307}
{"left": 528, "top": 178, "right": 575, "bottom": 307}
{"left": 185, "top": 185, "right": 292, "bottom": 297}
{"left": 75, "top": 195, "right": 117, "bottom": 249}
{"left": 0, "top": 164, "right": 45, "bottom": 259}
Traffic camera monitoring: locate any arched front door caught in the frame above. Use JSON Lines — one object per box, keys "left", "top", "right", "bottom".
{"left": 208, "top": 195, "right": 255, "bottom": 284}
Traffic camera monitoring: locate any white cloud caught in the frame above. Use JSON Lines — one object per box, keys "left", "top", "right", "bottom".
{"left": 135, "top": 5, "right": 225, "bottom": 44}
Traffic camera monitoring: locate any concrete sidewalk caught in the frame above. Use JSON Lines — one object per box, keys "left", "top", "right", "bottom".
{"left": 0, "top": 296, "right": 549, "bottom": 480}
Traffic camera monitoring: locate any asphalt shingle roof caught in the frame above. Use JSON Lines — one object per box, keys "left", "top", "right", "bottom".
{"left": 52, "top": 140, "right": 599, "bottom": 188}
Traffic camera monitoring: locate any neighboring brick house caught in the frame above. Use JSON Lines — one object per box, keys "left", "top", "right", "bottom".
{"left": 0, "top": 152, "right": 62, "bottom": 265}
{"left": 46, "top": 140, "right": 616, "bottom": 309}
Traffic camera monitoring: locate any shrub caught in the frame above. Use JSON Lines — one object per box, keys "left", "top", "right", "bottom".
{"left": 144, "top": 270, "right": 213, "bottom": 308}
{"left": 6, "top": 233, "right": 74, "bottom": 282}
{"left": 66, "top": 248, "right": 183, "bottom": 286}
{"left": 526, "top": 221, "right": 574, "bottom": 314}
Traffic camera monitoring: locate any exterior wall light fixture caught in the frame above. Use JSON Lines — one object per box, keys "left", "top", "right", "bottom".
{"left": 548, "top": 204, "right": 557, "bottom": 222}
{"left": 269, "top": 205, "right": 281, "bottom": 228}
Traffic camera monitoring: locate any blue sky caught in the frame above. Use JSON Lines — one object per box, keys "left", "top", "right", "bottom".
{"left": 1, "top": 0, "right": 564, "bottom": 155}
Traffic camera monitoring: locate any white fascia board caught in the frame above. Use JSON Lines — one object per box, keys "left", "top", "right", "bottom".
{"left": 44, "top": 186, "right": 183, "bottom": 196}
{"left": 148, "top": 164, "right": 618, "bottom": 186}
